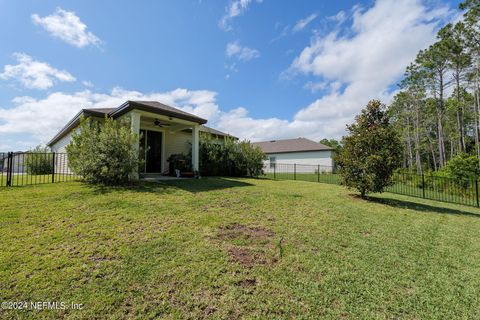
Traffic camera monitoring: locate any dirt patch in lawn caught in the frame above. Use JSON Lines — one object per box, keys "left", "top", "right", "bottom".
{"left": 227, "top": 247, "right": 270, "bottom": 268}
{"left": 235, "top": 278, "right": 257, "bottom": 288}
{"left": 215, "top": 223, "right": 279, "bottom": 268}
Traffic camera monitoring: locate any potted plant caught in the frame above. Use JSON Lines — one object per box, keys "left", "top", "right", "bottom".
{"left": 167, "top": 154, "right": 192, "bottom": 177}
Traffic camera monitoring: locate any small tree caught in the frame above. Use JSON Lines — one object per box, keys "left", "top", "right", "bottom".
{"left": 25, "top": 145, "right": 53, "bottom": 175}
{"left": 235, "top": 140, "right": 267, "bottom": 177}
{"left": 336, "top": 100, "right": 402, "bottom": 197}
{"left": 66, "top": 116, "right": 141, "bottom": 185}
{"left": 319, "top": 138, "right": 343, "bottom": 153}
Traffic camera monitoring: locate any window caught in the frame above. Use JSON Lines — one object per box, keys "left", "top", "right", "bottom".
{"left": 269, "top": 156, "right": 276, "bottom": 168}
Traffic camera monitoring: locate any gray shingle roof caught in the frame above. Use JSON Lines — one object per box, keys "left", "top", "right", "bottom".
{"left": 83, "top": 101, "right": 207, "bottom": 124}
{"left": 126, "top": 101, "right": 207, "bottom": 124}
{"left": 84, "top": 108, "right": 116, "bottom": 114}
{"left": 200, "top": 126, "right": 237, "bottom": 139}
{"left": 48, "top": 101, "right": 222, "bottom": 146}
{"left": 252, "top": 138, "right": 333, "bottom": 154}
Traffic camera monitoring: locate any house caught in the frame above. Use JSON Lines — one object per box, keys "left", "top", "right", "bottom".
{"left": 1, "top": 152, "right": 26, "bottom": 173}
{"left": 47, "top": 100, "right": 234, "bottom": 178}
{"left": 252, "top": 138, "right": 334, "bottom": 172}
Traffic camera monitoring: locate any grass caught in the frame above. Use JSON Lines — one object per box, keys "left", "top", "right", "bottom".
{"left": 0, "top": 173, "right": 78, "bottom": 187}
{"left": 264, "top": 172, "right": 479, "bottom": 207}
{"left": 263, "top": 172, "right": 341, "bottom": 185}
{"left": 1, "top": 178, "right": 480, "bottom": 319}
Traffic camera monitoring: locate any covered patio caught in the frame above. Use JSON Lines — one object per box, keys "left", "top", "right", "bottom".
{"left": 117, "top": 101, "right": 207, "bottom": 179}
{"left": 48, "top": 100, "right": 235, "bottom": 180}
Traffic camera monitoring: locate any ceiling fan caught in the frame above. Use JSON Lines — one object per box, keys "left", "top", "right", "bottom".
{"left": 153, "top": 119, "right": 171, "bottom": 127}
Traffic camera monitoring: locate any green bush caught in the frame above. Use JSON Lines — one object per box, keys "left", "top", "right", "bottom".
{"left": 198, "top": 134, "right": 266, "bottom": 177}
{"left": 437, "top": 153, "right": 479, "bottom": 181}
{"left": 66, "top": 116, "right": 141, "bottom": 185}
{"left": 336, "top": 100, "right": 402, "bottom": 197}
{"left": 25, "top": 145, "right": 53, "bottom": 175}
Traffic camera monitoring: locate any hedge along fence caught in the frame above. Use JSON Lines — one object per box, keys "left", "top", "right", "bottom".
{"left": 262, "top": 163, "right": 480, "bottom": 208}
{"left": 0, "top": 152, "right": 79, "bottom": 187}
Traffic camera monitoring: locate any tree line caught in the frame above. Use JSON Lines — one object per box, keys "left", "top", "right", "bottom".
{"left": 388, "top": 0, "right": 479, "bottom": 173}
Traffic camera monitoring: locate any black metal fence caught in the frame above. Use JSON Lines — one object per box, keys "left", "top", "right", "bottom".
{"left": 0, "top": 152, "right": 79, "bottom": 187}
{"left": 263, "top": 163, "right": 341, "bottom": 185}
{"left": 263, "top": 163, "right": 480, "bottom": 208}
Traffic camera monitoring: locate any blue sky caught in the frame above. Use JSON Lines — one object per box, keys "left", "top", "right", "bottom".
{"left": 0, "top": 0, "right": 461, "bottom": 150}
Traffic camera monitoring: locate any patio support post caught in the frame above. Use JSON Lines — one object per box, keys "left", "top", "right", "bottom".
{"left": 192, "top": 124, "right": 200, "bottom": 173}
{"left": 130, "top": 111, "right": 141, "bottom": 180}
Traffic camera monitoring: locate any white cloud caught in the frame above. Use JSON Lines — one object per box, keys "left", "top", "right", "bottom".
{"left": 0, "top": 0, "right": 459, "bottom": 150}
{"left": 32, "top": 7, "right": 101, "bottom": 48}
{"left": 0, "top": 53, "right": 76, "bottom": 90}
{"left": 82, "top": 80, "right": 94, "bottom": 88}
{"left": 292, "top": 13, "right": 318, "bottom": 33}
{"left": 0, "top": 86, "right": 313, "bottom": 147}
{"left": 0, "top": 88, "right": 222, "bottom": 146}
{"left": 219, "top": 0, "right": 263, "bottom": 31}
{"left": 287, "top": 0, "right": 454, "bottom": 136}
{"left": 0, "top": 85, "right": 370, "bottom": 149}
{"left": 226, "top": 41, "right": 260, "bottom": 61}
{"left": 303, "top": 81, "right": 327, "bottom": 93}
{"left": 328, "top": 11, "right": 347, "bottom": 24}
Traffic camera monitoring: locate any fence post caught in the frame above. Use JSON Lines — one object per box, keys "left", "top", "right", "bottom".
{"left": 294, "top": 164, "right": 296, "bottom": 180}
{"left": 317, "top": 165, "right": 320, "bottom": 183}
{"left": 421, "top": 173, "right": 425, "bottom": 199}
{"left": 273, "top": 163, "right": 276, "bottom": 180}
{"left": 51, "top": 152, "right": 55, "bottom": 183}
{"left": 6, "top": 152, "right": 13, "bottom": 187}
{"left": 476, "top": 179, "right": 479, "bottom": 208}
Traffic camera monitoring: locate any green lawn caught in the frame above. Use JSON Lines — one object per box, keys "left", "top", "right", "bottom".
{"left": 1, "top": 178, "right": 480, "bottom": 319}
{"left": 263, "top": 172, "right": 479, "bottom": 207}
{"left": 0, "top": 173, "right": 78, "bottom": 187}
{"left": 263, "top": 172, "right": 341, "bottom": 185}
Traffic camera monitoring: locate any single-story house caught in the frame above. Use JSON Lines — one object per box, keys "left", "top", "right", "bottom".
{"left": 47, "top": 100, "right": 234, "bottom": 178}
{"left": 252, "top": 138, "right": 334, "bottom": 172}
{"left": 1, "top": 152, "right": 26, "bottom": 173}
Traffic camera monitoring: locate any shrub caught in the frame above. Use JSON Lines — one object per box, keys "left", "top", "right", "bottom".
{"left": 66, "top": 116, "right": 141, "bottom": 185}
{"left": 198, "top": 134, "right": 266, "bottom": 177}
{"left": 25, "top": 145, "right": 53, "bottom": 175}
{"left": 235, "top": 140, "right": 267, "bottom": 177}
{"left": 336, "top": 100, "right": 402, "bottom": 197}
{"left": 437, "top": 153, "right": 479, "bottom": 181}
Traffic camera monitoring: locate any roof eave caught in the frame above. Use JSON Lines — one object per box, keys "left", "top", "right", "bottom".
{"left": 110, "top": 101, "right": 208, "bottom": 124}
{"left": 48, "top": 100, "right": 209, "bottom": 147}
{"left": 47, "top": 109, "right": 106, "bottom": 147}
{"left": 47, "top": 110, "right": 84, "bottom": 147}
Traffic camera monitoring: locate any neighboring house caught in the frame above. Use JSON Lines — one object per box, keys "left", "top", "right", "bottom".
{"left": 252, "top": 138, "right": 334, "bottom": 172}
{"left": 1, "top": 152, "right": 26, "bottom": 173}
{"left": 47, "top": 100, "right": 234, "bottom": 177}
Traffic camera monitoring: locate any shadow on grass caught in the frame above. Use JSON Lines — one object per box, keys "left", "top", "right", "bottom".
{"left": 366, "top": 196, "right": 480, "bottom": 218}
{"left": 88, "top": 177, "right": 254, "bottom": 195}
